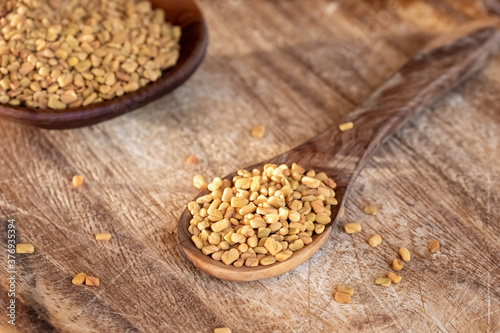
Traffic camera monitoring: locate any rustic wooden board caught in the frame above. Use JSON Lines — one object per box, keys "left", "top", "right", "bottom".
{"left": 0, "top": 0, "right": 499, "bottom": 332}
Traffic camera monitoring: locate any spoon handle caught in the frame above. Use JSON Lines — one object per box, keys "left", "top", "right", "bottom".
{"left": 288, "top": 24, "right": 500, "bottom": 186}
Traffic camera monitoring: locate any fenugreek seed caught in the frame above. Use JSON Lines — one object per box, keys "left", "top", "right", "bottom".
{"left": 323, "top": 178, "right": 337, "bottom": 189}
{"left": 214, "top": 327, "right": 232, "bottom": 333}
{"left": 338, "top": 285, "right": 354, "bottom": 296}
{"left": 344, "top": 223, "right": 361, "bottom": 234}
{"left": 289, "top": 239, "right": 304, "bottom": 251}
{"left": 428, "top": 240, "right": 440, "bottom": 253}
{"left": 315, "top": 224, "right": 325, "bottom": 234}
{"left": 221, "top": 249, "right": 239, "bottom": 265}
{"left": 95, "top": 233, "right": 111, "bottom": 241}
{"left": 16, "top": 244, "right": 34, "bottom": 253}
{"left": 387, "top": 272, "right": 402, "bottom": 284}
{"left": 315, "top": 213, "right": 331, "bottom": 225}
{"left": 85, "top": 276, "right": 100, "bottom": 287}
{"left": 399, "top": 247, "right": 411, "bottom": 262}
{"left": 57, "top": 73, "right": 73, "bottom": 88}
{"left": 231, "top": 233, "right": 246, "bottom": 244}
{"left": 334, "top": 291, "right": 351, "bottom": 304}
{"left": 48, "top": 96, "right": 66, "bottom": 109}
{"left": 67, "top": 57, "right": 79, "bottom": 66}
{"left": 264, "top": 237, "right": 283, "bottom": 256}
{"left": 75, "top": 60, "right": 91, "bottom": 72}
{"left": 363, "top": 205, "right": 377, "bottom": 215}
{"left": 202, "top": 245, "right": 219, "bottom": 255}
{"left": 251, "top": 125, "right": 266, "bottom": 139}
{"left": 339, "top": 122, "right": 354, "bottom": 131}
{"left": 191, "top": 235, "right": 203, "bottom": 249}
{"left": 72, "top": 272, "right": 87, "bottom": 286}
{"left": 211, "top": 219, "right": 230, "bottom": 233}
{"left": 231, "top": 197, "right": 249, "bottom": 208}
{"left": 245, "top": 257, "right": 259, "bottom": 267}
{"left": 392, "top": 258, "right": 403, "bottom": 271}
{"left": 302, "top": 176, "right": 321, "bottom": 188}
{"left": 186, "top": 154, "right": 197, "bottom": 165}
{"left": 193, "top": 175, "right": 207, "bottom": 190}
{"left": 375, "top": 277, "right": 391, "bottom": 287}
{"left": 72, "top": 175, "right": 84, "bottom": 187}
{"left": 83, "top": 93, "right": 97, "bottom": 106}
{"left": 368, "top": 234, "right": 382, "bottom": 247}
{"left": 275, "top": 249, "right": 293, "bottom": 262}
{"left": 260, "top": 256, "right": 276, "bottom": 266}
{"left": 310, "top": 200, "right": 324, "bottom": 213}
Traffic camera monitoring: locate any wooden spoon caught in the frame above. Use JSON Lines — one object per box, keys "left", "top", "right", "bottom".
{"left": 0, "top": 0, "right": 208, "bottom": 129}
{"left": 178, "top": 24, "right": 500, "bottom": 281}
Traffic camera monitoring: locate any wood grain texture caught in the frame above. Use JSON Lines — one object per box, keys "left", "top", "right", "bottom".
{"left": 1, "top": 0, "right": 499, "bottom": 332}
{"left": 178, "top": 25, "right": 500, "bottom": 282}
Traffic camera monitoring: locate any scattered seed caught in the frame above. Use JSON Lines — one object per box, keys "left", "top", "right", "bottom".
{"left": 368, "top": 234, "right": 382, "bottom": 247}
{"left": 95, "top": 233, "right": 111, "bottom": 241}
{"left": 16, "top": 244, "right": 34, "bottom": 253}
{"left": 334, "top": 291, "right": 351, "bottom": 304}
{"left": 338, "top": 285, "right": 355, "bottom": 296}
{"left": 85, "top": 276, "right": 100, "bottom": 287}
{"left": 428, "top": 240, "right": 440, "bottom": 253}
{"left": 72, "top": 273, "right": 87, "bottom": 286}
{"left": 214, "top": 328, "right": 232, "bottom": 333}
{"left": 363, "top": 205, "right": 377, "bottom": 215}
{"left": 344, "top": 223, "right": 361, "bottom": 234}
{"left": 375, "top": 277, "right": 392, "bottom": 287}
{"left": 72, "top": 175, "right": 84, "bottom": 187}
{"left": 186, "top": 154, "right": 197, "bottom": 165}
{"left": 339, "top": 122, "right": 354, "bottom": 131}
{"left": 387, "top": 272, "right": 402, "bottom": 284}
{"left": 251, "top": 125, "right": 266, "bottom": 139}
{"left": 399, "top": 247, "right": 411, "bottom": 262}
{"left": 391, "top": 258, "right": 403, "bottom": 271}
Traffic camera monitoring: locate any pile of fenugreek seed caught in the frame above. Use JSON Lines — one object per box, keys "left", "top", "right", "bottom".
{"left": 0, "top": 0, "right": 180, "bottom": 108}
{"left": 187, "top": 163, "right": 338, "bottom": 267}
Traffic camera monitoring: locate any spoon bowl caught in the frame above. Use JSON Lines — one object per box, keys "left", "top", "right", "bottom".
{"left": 178, "top": 24, "right": 500, "bottom": 281}
{"left": 0, "top": 0, "right": 208, "bottom": 129}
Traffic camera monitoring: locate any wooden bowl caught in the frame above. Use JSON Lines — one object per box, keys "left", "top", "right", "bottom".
{"left": 0, "top": 0, "right": 208, "bottom": 129}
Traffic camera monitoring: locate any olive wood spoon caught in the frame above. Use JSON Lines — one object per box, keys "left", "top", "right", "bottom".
{"left": 178, "top": 25, "right": 500, "bottom": 281}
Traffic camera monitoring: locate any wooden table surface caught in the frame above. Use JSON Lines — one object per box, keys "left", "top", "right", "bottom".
{"left": 1, "top": 1, "right": 499, "bottom": 332}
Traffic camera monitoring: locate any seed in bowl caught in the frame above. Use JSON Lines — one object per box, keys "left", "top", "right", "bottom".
{"left": 0, "top": 0, "right": 181, "bottom": 109}
{"left": 186, "top": 163, "right": 338, "bottom": 267}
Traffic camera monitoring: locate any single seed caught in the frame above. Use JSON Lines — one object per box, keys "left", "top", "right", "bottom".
{"left": 186, "top": 154, "right": 197, "bottom": 165}
{"left": 337, "top": 285, "right": 354, "bottom": 296}
{"left": 72, "top": 175, "right": 84, "bottom": 187}
{"left": 193, "top": 175, "right": 207, "bottom": 189}
{"left": 95, "top": 233, "right": 111, "bottom": 241}
{"left": 334, "top": 291, "right": 351, "bottom": 304}
{"left": 221, "top": 249, "right": 239, "bottom": 265}
{"left": 85, "top": 276, "right": 100, "bottom": 287}
{"left": 16, "top": 244, "right": 34, "bottom": 253}
{"left": 339, "top": 122, "right": 354, "bottom": 131}
{"left": 72, "top": 272, "right": 87, "bottom": 285}
{"left": 428, "top": 240, "right": 440, "bottom": 253}
{"left": 375, "top": 277, "right": 391, "bottom": 287}
{"left": 251, "top": 125, "right": 266, "bottom": 139}
{"left": 399, "top": 247, "right": 411, "bottom": 262}
{"left": 344, "top": 223, "right": 361, "bottom": 234}
{"left": 392, "top": 258, "right": 403, "bottom": 271}
{"left": 214, "top": 327, "right": 232, "bottom": 333}
{"left": 363, "top": 205, "right": 377, "bottom": 215}
{"left": 387, "top": 272, "right": 402, "bottom": 284}
{"left": 368, "top": 234, "right": 382, "bottom": 247}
